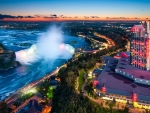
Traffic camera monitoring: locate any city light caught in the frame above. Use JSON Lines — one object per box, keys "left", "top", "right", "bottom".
{"left": 22, "top": 87, "right": 37, "bottom": 94}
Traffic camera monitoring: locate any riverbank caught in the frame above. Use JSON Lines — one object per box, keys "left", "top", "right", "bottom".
{"left": 0, "top": 43, "right": 20, "bottom": 71}
{"left": 0, "top": 28, "right": 89, "bottom": 102}
{"left": 4, "top": 64, "right": 64, "bottom": 103}
{"left": 0, "top": 61, "right": 20, "bottom": 71}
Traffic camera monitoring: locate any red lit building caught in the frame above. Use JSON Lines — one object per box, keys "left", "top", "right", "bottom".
{"left": 101, "top": 85, "right": 106, "bottom": 93}
{"left": 130, "top": 21, "right": 150, "bottom": 71}
{"left": 132, "top": 92, "right": 138, "bottom": 102}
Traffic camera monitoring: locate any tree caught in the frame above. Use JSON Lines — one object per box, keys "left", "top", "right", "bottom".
{"left": 0, "top": 101, "right": 11, "bottom": 113}
{"left": 47, "top": 86, "right": 54, "bottom": 99}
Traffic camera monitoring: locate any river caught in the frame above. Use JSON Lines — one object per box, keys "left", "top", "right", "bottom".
{"left": 0, "top": 28, "right": 89, "bottom": 100}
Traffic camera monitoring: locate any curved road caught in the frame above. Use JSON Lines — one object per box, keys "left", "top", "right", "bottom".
{"left": 5, "top": 64, "right": 67, "bottom": 105}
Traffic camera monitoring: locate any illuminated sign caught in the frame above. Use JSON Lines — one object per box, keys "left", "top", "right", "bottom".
{"left": 102, "top": 87, "right": 106, "bottom": 93}
{"left": 93, "top": 80, "right": 98, "bottom": 86}
{"left": 132, "top": 93, "right": 138, "bottom": 102}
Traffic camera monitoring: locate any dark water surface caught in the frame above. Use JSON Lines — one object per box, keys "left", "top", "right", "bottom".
{"left": 0, "top": 29, "right": 89, "bottom": 100}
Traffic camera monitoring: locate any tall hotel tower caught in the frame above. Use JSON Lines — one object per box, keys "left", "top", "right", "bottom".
{"left": 130, "top": 21, "right": 150, "bottom": 71}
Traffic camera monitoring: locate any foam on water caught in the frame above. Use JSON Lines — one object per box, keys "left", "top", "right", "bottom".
{"left": 0, "top": 27, "right": 89, "bottom": 100}
{"left": 15, "top": 26, "right": 75, "bottom": 65}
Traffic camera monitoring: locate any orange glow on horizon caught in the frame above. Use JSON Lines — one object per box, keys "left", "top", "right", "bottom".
{"left": 1, "top": 16, "right": 150, "bottom": 22}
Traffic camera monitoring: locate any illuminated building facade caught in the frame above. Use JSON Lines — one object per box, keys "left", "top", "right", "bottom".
{"left": 92, "top": 21, "right": 150, "bottom": 109}
{"left": 130, "top": 21, "right": 150, "bottom": 71}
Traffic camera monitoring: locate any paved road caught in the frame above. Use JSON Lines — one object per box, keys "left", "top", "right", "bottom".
{"left": 75, "top": 77, "right": 80, "bottom": 94}
{"left": 5, "top": 64, "right": 66, "bottom": 105}
{"left": 94, "top": 33, "right": 115, "bottom": 48}
{"left": 81, "top": 73, "right": 87, "bottom": 93}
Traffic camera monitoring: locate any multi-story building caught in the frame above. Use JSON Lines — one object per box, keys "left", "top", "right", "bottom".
{"left": 130, "top": 21, "right": 150, "bottom": 71}
{"left": 93, "top": 21, "right": 150, "bottom": 109}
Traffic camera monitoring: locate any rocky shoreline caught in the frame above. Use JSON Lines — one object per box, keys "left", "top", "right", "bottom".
{"left": 0, "top": 61, "right": 21, "bottom": 71}
{"left": 0, "top": 43, "right": 21, "bottom": 71}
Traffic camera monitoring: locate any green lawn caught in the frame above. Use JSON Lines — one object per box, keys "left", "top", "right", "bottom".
{"left": 78, "top": 70, "right": 85, "bottom": 91}
{"left": 20, "top": 92, "right": 34, "bottom": 101}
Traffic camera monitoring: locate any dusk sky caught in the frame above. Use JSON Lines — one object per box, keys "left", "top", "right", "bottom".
{"left": 0, "top": 0, "right": 150, "bottom": 21}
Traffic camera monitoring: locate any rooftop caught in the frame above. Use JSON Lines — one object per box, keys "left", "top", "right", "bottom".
{"left": 26, "top": 99, "right": 42, "bottom": 113}
{"left": 93, "top": 68, "right": 103, "bottom": 74}
{"left": 131, "top": 25, "right": 145, "bottom": 32}
{"left": 116, "top": 59, "right": 150, "bottom": 80}
{"left": 96, "top": 56, "right": 150, "bottom": 101}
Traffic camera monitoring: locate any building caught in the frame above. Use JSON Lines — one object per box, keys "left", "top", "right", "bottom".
{"left": 12, "top": 96, "right": 42, "bottom": 113}
{"left": 94, "top": 56, "right": 150, "bottom": 109}
{"left": 92, "top": 68, "right": 103, "bottom": 78}
{"left": 93, "top": 21, "right": 150, "bottom": 109}
{"left": 41, "top": 106, "right": 51, "bottom": 113}
{"left": 130, "top": 21, "right": 150, "bottom": 71}
{"left": 114, "top": 52, "right": 130, "bottom": 59}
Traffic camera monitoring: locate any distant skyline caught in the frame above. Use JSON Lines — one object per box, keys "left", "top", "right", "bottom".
{"left": 0, "top": 0, "right": 150, "bottom": 21}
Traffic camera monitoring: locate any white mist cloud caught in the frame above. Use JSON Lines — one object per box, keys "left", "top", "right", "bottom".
{"left": 15, "top": 25, "right": 75, "bottom": 65}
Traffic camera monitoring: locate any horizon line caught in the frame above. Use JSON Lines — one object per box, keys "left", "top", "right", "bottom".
{"left": 0, "top": 20, "right": 148, "bottom": 22}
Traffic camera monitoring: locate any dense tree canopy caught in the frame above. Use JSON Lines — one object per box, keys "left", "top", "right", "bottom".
{"left": 51, "top": 28, "right": 129, "bottom": 113}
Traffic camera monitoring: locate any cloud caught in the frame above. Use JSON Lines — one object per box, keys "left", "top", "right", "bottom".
{"left": 119, "top": 17, "right": 126, "bottom": 19}
{"left": 90, "top": 16, "right": 99, "bottom": 18}
{"left": 50, "top": 14, "right": 57, "bottom": 17}
{"left": 39, "top": 14, "right": 67, "bottom": 19}
{"left": 0, "top": 14, "right": 36, "bottom": 19}
{"left": 110, "top": 17, "right": 131, "bottom": 19}
{"left": 61, "top": 16, "right": 69, "bottom": 18}
{"left": 43, "top": 14, "right": 59, "bottom": 19}
{"left": 0, "top": 14, "right": 16, "bottom": 19}
{"left": 48, "top": 14, "right": 59, "bottom": 18}
{"left": 17, "top": 16, "right": 24, "bottom": 19}
{"left": 0, "top": 13, "right": 143, "bottom": 21}
{"left": 58, "top": 15, "right": 73, "bottom": 19}
{"left": 95, "top": 16, "right": 99, "bottom": 18}
{"left": 59, "top": 15, "right": 64, "bottom": 17}
{"left": 84, "top": 16, "right": 89, "bottom": 19}
{"left": 25, "top": 16, "right": 35, "bottom": 18}
{"left": 34, "top": 14, "right": 42, "bottom": 18}
{"left": 59, "top": 15, "right": 66, "bottom": 18}
{"left": 134, "top": 17, "right": 140, "bottom": 19}
{"left": 44, "top": 14, "right": 59, "bottom": 19}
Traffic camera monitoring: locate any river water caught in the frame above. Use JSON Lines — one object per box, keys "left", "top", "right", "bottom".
{"left": 0, "top": 28, "right": 89, "bottom": 100}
